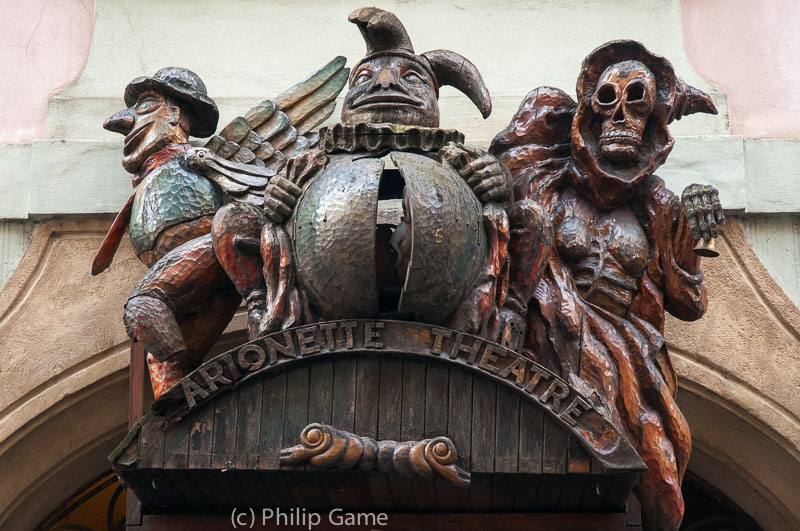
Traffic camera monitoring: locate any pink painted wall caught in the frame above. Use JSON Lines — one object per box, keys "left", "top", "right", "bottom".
{"left": 0, "top": 0, "right": 94, "bottom": 144}
{"left": 681, "top": 0, "right": 800, "bottom": 139}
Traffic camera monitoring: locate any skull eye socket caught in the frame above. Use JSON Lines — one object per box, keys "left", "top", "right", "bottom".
{"left": 596, "top": 85, "right": 617, "bottom": 105}
{"left": 626, "top": 82, "right": 646, "bottom": 102}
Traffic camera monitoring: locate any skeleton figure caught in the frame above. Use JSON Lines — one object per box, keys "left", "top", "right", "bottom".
{"left": 490, "top": 41, "right": 724, "bottom": 530}
{"left": 212, "top": 7, "right": 548, "bottom": 344}
{"left": 94, "top": 62, "right": 348, "bottom": 398}
{"left": 593, "top": 60, "right": 656, "bottom": 162}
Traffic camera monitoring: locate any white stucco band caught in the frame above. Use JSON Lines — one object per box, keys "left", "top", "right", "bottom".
{"left": 3, "top": 135, "right": 797, "bottom": 220}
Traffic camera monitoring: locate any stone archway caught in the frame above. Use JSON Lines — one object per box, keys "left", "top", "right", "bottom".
{"left": 667, "top": 218, "right": 800, "bottom": 529}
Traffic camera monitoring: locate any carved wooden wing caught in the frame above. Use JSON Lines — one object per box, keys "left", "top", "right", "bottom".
{"left": 195, "top": 56, "right": 349, "bottom": 204}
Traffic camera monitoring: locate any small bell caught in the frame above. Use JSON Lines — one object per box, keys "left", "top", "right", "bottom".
{"left": 693, "top": 237, "right": 719, "bottom": 258}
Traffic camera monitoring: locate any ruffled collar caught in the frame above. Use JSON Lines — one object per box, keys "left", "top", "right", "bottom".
{"left": 319, "top": 122, "right": 464, "bottom": 154}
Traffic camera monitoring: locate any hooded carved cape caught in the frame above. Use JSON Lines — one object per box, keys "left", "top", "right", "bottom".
{"left": 491, "top": 41, "right": 716, "bottom": 531}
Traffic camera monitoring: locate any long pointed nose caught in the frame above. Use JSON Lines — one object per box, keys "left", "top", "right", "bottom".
{"left": 104, "top": 108, "right": 135, "bottom": 134}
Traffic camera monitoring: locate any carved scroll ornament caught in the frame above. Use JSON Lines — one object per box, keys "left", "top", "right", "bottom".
{"left": 280, "top": 423, "right": 470, "bottom": 488}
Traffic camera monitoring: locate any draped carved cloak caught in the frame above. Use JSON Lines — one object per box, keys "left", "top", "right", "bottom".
{"left": 491, "top": 86, "right": 706, "bottom": 531}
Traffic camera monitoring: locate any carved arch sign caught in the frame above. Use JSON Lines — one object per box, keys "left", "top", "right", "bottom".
{"left": 153, "top": 319, "right": 645, "bottom": 473}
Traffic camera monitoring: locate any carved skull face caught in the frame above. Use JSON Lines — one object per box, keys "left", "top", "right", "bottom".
{"left": 342, "top": 55, "right": 439, "bottom": 127}
{"left": 591, "top": 60, "right": 656, "bottom": 162}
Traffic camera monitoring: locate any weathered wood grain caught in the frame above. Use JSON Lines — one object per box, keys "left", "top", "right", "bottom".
{"left": 518, "top": 398, "right": 544, "bottom": 474}
{"left": 495, "top": 386, "right": 520, "bottom": 473}
{"left": 379, "top": 358, "right": 415, "bottom": 509}
{"left": 354, "top": 358, "right": 380, "bottom": 438}
{"left": 331, "top": 358, "right": 357, "bottom": 431}
{"left": 187, "top": 404, "right": 213, "bottom": 469}
{"left": 259, "top": 370, "right": 287, "bottom": 470}
{"left": 542, "top": 415, "right": 568, "bottom": 474}
{"left": 163, "top": 417, "right": 189, "bottom": 469}
{"left": 140, "top": 415, "right": 166, "bottom": 469}
{"left": 211, "top": 391, "right": 238, "bottom": 470}
{"left": 235, "top": 377, "right": 263, "bottom": 469}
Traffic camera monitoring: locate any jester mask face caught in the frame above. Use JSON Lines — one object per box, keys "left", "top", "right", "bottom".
{"left": 342, "top": 55, "right": 440, "bottom": 127}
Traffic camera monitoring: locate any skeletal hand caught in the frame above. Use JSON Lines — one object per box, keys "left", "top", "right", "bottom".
{"left": 681, "top": 184, "right": 725, "bottom": 241}
{"left": 263, "top": 149, "right": 327, "bottom": 224}
{"left": 441, "top": 142, "right": 511, "bottom": 203}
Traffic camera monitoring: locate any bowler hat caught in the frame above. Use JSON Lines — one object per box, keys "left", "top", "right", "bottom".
{"left": 124, "top": 67, "right": 219, "bottom": 137}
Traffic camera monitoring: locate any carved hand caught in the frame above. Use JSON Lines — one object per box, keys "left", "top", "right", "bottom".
{"left": 441, "top": 142, "right": 511, "bottom": 203}
{"left": 263, "top": 149, "right": 327, "bottom": 224}
{"left": 263, "top": 177, "right": 302, "bottom": 223}
{"left": 681, "top": 184, "right": 725, "bottom": 241}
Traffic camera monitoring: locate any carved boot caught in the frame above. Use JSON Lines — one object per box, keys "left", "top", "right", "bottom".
{"left": 146, "top": 353, "right": 195, "bottom": 399}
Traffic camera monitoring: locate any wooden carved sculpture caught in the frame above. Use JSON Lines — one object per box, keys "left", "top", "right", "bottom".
{"left": 490, "top": 41, "right": 724, "bottom": 530}
{"left": 280, "top": 423, "right": 470, "bottom": 488}
{"left": 211, "top": 7, "right": 551, "bottom": 347}
{"left": 93, "top": 60, "right": 349, "bottom": 398}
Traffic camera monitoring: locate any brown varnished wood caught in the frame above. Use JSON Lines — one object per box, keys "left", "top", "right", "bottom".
{"left": 152, "top": 321, "right": 643, "bottom": 474}
{"left": 567, "top": 435, "right": 592, "bottom": 474}
{"left": 129, "top": 342, "right": 147, "bottom": 428}
{"left": 559, "top": 473, "right": 589, "bottom": 509}
{"left": 106, "top": 13, "right": 709, "bottom": 529}
{"left": 124, "top": 355, "right": 641, "bottom": 513}
{"left": 186, "top": 469, "right": 229, "bottom": 511}
{"left": 126, "top": 342, "right": 146, "bottom": 527}
{"left": 100, "top": 58, "right": 348, "bottom": 399}
{"left": 490, "top": 40, "right": 722, "bottom": 530}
